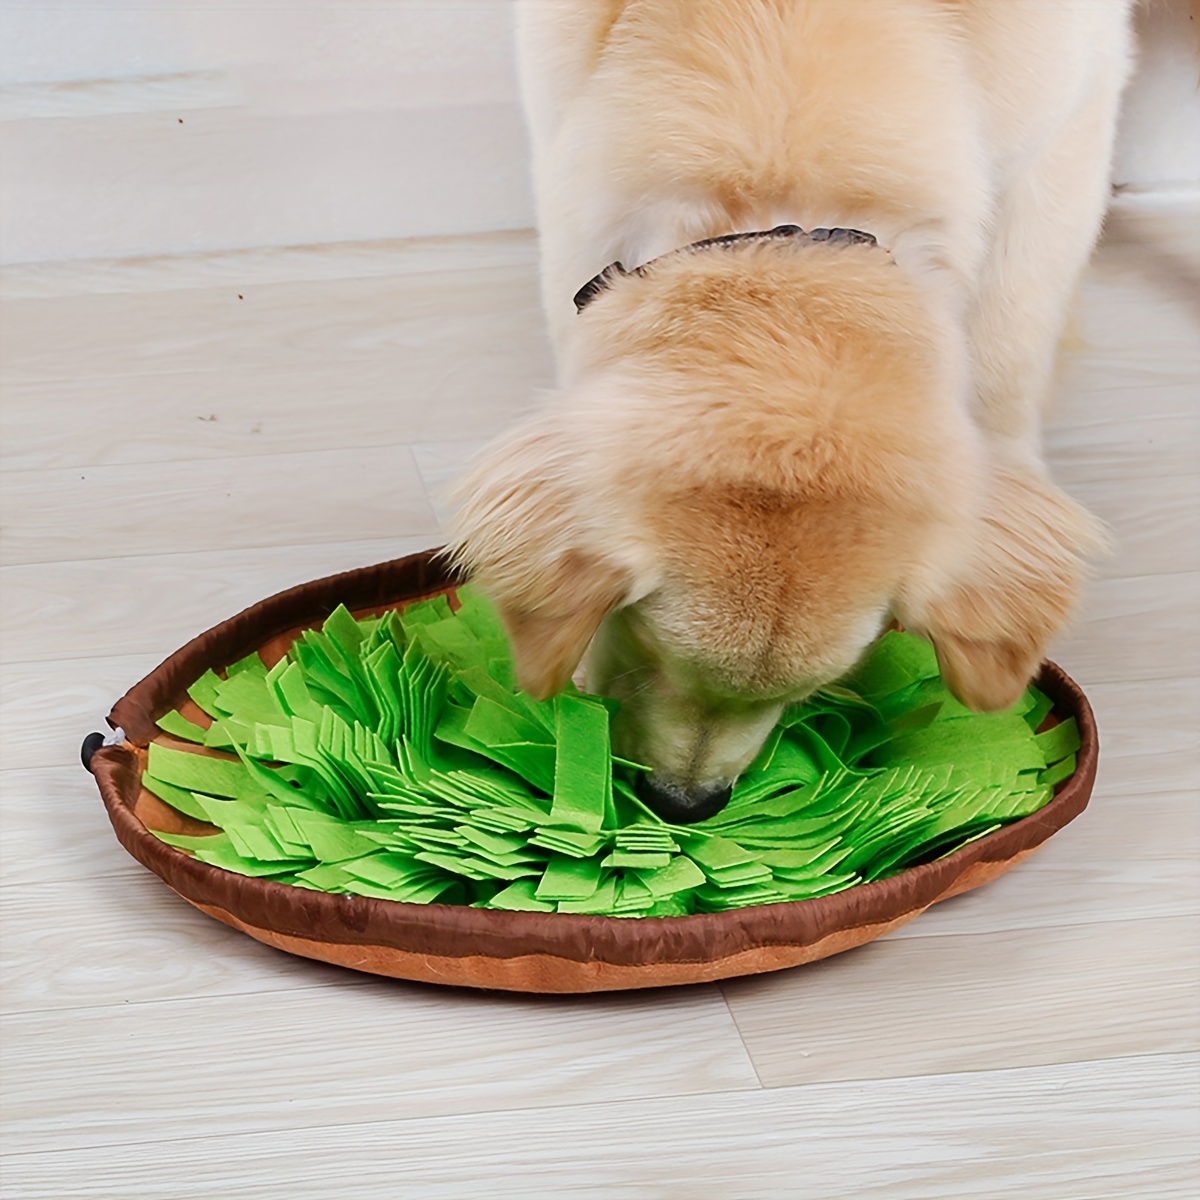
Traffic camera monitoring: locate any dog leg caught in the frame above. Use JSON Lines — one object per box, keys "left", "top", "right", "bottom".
{"left": 517, "top": 1, "right": 639, "bottom": 372}
{"left": 515, "top": 1, "right": 625, "bottom": 172}
{"left": 966, "top": 54, "right": 1135, "bottom": 465}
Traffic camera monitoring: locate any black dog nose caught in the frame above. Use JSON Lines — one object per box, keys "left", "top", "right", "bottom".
{"left": 635, "top": 775, "right": 733, "bottom": 824}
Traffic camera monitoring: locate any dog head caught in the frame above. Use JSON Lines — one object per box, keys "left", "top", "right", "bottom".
{"left": 448, "top": 240, "right": 1100, "bottom": 818}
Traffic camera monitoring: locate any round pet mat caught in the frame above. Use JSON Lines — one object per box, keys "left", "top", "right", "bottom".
{"left": 87, "top": 551, "right": 1097, "bottom": 993}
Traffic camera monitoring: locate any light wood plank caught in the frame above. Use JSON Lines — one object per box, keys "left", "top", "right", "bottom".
{"left": 1097, "top": 200, "right": 1200, "bottom": 296}
{"left": 0, "top": 653, "right": 160, "bottom": 771}
{"left": 1, "top": 1054, "right": 1194, "bottom": 1200}
{"left": 1045, "top": 405, "right": 1198, "bottom": 487}
{"left": 1055, "top": 365, "right": 1200, "bottom": 418}
{"left": 0, "top": 984, "right": 758, "bottom": 1155}
{"left": 883, "top": 788, "right": 1199, "bottom": 939}
{"left": 0, "top": 258, "right": 545, "bottom": 388}
{"left": 0, "top": 766, "right": 149, "bottom": 886}
{"left": 1092, "top": 747, "right": 1197, "bottom": 799}
{"left": 0, "top": 272, "right": 549, "bottom": 473}
{"left": 720, "top": 916, "right": 1198, "bottom": 1087}
{"left": 0, "top": 444, "right": 438, "bottom": 567}
{"left": 0, "top": 356, "right": 545, "bottom": 474}
{"left": 0, "top": 230, "right": 539, "bottom": 300}
{"left": 6, "top": 755, "right": 1194, "bottom": 944}
{"left": 0, "top": 534, "right": 437, "bottom": 666}
{"left": 3, "top": 790, "right": 1193, "bottom": 1011}
{"left": 412, "top": 438, "right": 491, "bottom": 527}
{"left": 0, "top": 871, "right": 367, "bottom": 1015}
{"left": 1068, "top": 214, "right": 1200, "bottom": 379}
{"left": 1063, "top": 472, "right": 1199, "bottom": 581}
{"left": 0, "top": 161, "right": 1195, "bottom": 1196}
{"left": 1050, "top": 571, "right": 1200, "bottom": 685}
{"left": 1085, "top": 676, "right": 1199, "bottom": 796}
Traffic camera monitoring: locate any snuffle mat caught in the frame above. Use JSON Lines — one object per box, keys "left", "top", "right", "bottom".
{"left": 86, "top": 551, "right": 1097, "bottom": 993}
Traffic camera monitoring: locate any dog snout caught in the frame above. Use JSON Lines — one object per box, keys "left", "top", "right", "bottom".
{"left": 635, "top": 774, "right": 733, "bottom": 824}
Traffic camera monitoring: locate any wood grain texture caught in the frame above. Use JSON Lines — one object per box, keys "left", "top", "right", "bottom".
{"left": 0, "top": 230, "right": 540, "bottom": 300}
{"left": 0, "top": 186, "right": 1196, "bottom": 1194}
{"left": 0, "top": 263, "right": 548, "bottom": 388}
{"left": 0, "top": 982, "right": 757, "bottom": 1155}
{"left": 0, "top": 654, "right": 160, "bottom": 770}
{"left": 1084, "top": 677, "right": 1199, "bottom": 796}
{"left": 0, "top": 263, "right": 551, "bottom": 473}
{"left": 1066, "top": 471, "right": 1199, "bottom": 580}
{"left": 1050, "top": 571, "right": 1200, "bottom": 684}
{"left": 0, "top": 445, "right": 439, "bottom": 567}
{"left": 412, "top": 438, "right": 492, "bottom": 526}
{"left": 0, "top": 871, "right": 369, "bottom": 1014}
{"left": 1044, "top": 406, "right": 1199, "bottom": 487}
{"left": 2, "top": 1054, "right": 1195, "bottom": 1200}
{"left": 720, "top": 915, "right": 1199, "bottom": 1087}
{"left": 0, "top": 535, "right": 437, "bottom": 665}
{"left": 885, "top": 788, "right": 1200, "bottom": 938}
{"left": 0, "top": 766, "right": 145, "bottom": 886}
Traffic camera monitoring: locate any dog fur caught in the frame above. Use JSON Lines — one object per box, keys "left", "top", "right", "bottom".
{"left": 449, "top": 0, "right": 1135, "bottom": 794}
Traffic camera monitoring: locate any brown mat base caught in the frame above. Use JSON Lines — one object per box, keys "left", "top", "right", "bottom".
{"left": 88, "top": 550, "right": 1097, "bottom": 993}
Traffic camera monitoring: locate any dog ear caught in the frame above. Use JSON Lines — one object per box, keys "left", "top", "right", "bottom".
{"left": 446, "top": 422, "right": 634, "bottom": 700}
{"left": 897, "top": 465, "right": 1106, "bottom": 712}
{"left": 492, "top": 550, "right": 630, "bottom": 699}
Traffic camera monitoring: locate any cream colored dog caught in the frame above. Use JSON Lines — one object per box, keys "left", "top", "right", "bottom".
{"left": 449, "top": 0, "right": 1135, "bottom": 821}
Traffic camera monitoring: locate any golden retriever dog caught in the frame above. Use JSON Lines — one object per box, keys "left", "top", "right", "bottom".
{"left": 449, "top": 0, "right": 1135, "bottom": 822}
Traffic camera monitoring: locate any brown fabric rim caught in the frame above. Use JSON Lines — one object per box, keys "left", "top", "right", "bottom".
{"left": 92, "top": 550, "right": 1098, "bottom": 976}
{"left": 108, "top": 552, "right": 462, "bottom": 745}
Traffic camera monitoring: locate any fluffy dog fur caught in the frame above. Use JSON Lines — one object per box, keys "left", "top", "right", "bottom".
{"left": 449, "top": 0, "right": 1135, "bottom": 795}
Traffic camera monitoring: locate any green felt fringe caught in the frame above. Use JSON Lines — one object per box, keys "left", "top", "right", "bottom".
{"left": 144, "top": 587, "right": 1078, "bottom": 917}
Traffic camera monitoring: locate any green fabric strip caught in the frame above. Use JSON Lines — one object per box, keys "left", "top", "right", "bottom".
{"left": 144, "top": 586, "right": 1073, "bottom": 916}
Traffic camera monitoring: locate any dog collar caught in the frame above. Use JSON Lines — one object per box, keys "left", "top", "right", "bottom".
{"left": 573, "top": 223, "right": 878, "bottom": 313}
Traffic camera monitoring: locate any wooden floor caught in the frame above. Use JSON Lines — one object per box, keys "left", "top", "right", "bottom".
{"left": 1, "top": 194, "right": 1197, "bottom": 1198}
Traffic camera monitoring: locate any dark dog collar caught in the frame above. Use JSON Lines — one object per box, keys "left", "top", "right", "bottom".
{"left": 573, "top": 223, "right": 878, "bottom": 313}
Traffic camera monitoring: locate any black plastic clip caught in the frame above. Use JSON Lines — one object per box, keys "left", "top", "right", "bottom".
{"left": 80, "top": 731, "right": 107, "bottom": 773}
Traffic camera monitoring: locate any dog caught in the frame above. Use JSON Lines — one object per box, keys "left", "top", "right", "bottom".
{"left": 448, "top": 0, "right": 1135, "bottom": 822}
